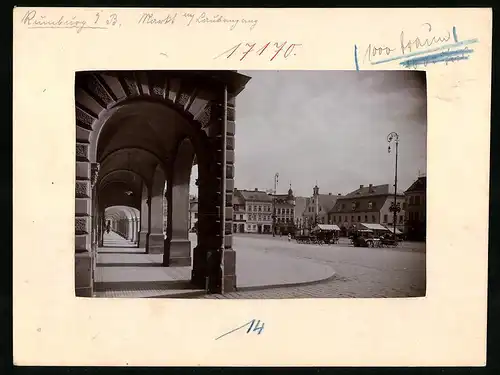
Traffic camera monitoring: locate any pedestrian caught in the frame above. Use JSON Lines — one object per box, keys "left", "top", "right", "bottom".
{"left": 288, "top": 233, "right": 291, "bottom": 242}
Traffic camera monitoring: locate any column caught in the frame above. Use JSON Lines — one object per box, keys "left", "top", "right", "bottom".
{"left": 168, "top": 183, "right": 191, "bottom": 266}
{"left": 138, "top": 184, "right": 149, "bottom": 249}
{"left": 148, "top": 166, "right": 166, "bottom": 254}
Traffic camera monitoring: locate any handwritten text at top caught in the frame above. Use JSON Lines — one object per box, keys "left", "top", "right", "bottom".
{"left": 363, "top": 23, "right": 455, "bottom": 64}
{"left": 20, "top": 9, "right": 121, "bottom": 33}
{"left": 214, "top": 42, "right": 302, "bottom": 61}
{"left": 138, "top": 11, "right": 258, "bottom": 31}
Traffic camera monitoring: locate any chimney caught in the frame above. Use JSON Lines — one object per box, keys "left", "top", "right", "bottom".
{"left": 329, "top": 192, "right": 332, "bottom": 195}
{"left": 368, "top": 183, "right": 373, "bottom": 192}
{"left": 338, "top": 193, "right": 341, "bottom": 196}
{"left": 360, "top": 184, "right": 364, "bottom": 189}
{"left": 254, "top": 188, "right": 258, "bottom": 191}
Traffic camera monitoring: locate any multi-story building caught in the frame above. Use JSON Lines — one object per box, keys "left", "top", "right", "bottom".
{"left": 302, "top": 185, "right": 342, "bottom": 232}
{"left": 232, "top": 192, "right": 247, "bottom": 233}
{"left": 328, "top": 184, "right": 405, "bottom": 236}
{"left": 404, "top": 176, "right": 426, "bottom": 241}
{"left": 236, "top": 188, "right": 273, "bottom": 234}
{"left": 272, "top": 186, "right": 296, "bottom": 235}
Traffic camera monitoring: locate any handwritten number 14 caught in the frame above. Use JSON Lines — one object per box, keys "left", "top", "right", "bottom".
{"left": 247, "top": 319, "right": 265, "bottom": 335}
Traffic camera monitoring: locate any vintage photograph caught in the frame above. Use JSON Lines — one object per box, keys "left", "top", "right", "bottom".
{"left": 74, "top": 70, "right": 427, "bottom": 299}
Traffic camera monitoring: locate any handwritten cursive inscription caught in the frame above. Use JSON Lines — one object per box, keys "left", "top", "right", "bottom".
{"left": 355, "top": 24, "right": 479, "bottom": 70}
{"left": 137, "top": 11, "right": 258, "bottom": 31}
{"left": 215, "top": 319, "right": 265, "bottom": 340}
{"left": 400, "top": 23, "right": 451, "bottom": 55}
{"left": 20, "top": 9, "right": 121, "bottom": 33}
{"left": 215, "top": 42, "right": 302, "bottom": 61}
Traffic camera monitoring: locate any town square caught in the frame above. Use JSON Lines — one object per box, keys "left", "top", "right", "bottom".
{"left": 74, "top": 69, "right": 427, "bottom": 299}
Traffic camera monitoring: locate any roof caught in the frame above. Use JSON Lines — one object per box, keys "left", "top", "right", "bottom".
{"left": 386, "top": 227, "right": 403, "bottom": 234}
{"left": 232, "top": 193, "right": 245, "bottom": 205}
{"left": 330, "top": 195, "right": 389, "bottom": 214}
{"left": 343, "top": 184, "right": 404, "bottom": 198}
{"left": 359, "top": 222, "right": 389, "bottom": 231}
{"left": 237, "top": 189, "right": 273, "bottom": 202}
{"left": 314, "top": 224, "right": 340, "bottom": 231}
{"left": 306, "top": 194, "right": 341, "bottom": 213}
{"left": 405, "top": 176, "right": 426, "bottom": 193}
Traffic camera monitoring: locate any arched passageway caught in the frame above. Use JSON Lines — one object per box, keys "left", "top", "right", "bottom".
{"left": 74, "top": 70, "right": 250, "bottom": 297}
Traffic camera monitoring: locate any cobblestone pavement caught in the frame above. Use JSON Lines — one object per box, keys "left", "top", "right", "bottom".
{"left": 198, "top": 234, "right": 426, "bottom": 299}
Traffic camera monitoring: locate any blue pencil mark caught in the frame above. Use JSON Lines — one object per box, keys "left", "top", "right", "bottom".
{"left": 354, "top": 44, "right": 359, "bottom": 71}
{"left": 452, "top": 26, "right": 458, "bottom": 43}
{"left": 371, "top": 38, "right": 478, "bottom": 65}
{"left": 400, "top": 48, "right": 473, "bottom": 68}
{"left": 215, "top": 319, "right": 265, "bottom": 341}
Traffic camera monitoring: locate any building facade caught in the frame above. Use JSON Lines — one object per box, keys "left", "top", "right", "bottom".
{"left": 404, "top": 176, "right": 426, "bottom": 241}
{"left": 237, "top": 189, "right": 273, "bottom": 234}
{"left": 272, "top": 186, "right": 296, "bottom": 235}
{"left": 328, "top": 184, "right": 405, "bottom": 236}
{"left": 232, "top": 191, "right": 247, "bottom": 233}
{"left": 302, "top": 185, "right": 342, "bottom": 233}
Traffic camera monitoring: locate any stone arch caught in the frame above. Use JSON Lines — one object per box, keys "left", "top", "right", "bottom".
{"left": 74, "top": 71, "right": 250, "bottom": 297}
{"left": 105, "top": 205, "right": 140, "bottom": 243}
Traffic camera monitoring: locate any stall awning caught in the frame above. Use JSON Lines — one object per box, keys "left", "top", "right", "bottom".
{"left": 359, "top": 223, "right": 389, "bottom": 231}
{"left": 314, "top": 224, "right": 340, "bottom": 231}
{"left": 385, "top": 227, "right": 403, "bottom": 234}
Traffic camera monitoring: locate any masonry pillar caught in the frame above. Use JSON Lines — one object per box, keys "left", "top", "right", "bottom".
{"left": 149, "top": 166, "right": 166, "bottom": 254}
{"left": 131, "top": 217, "right": 138, "bottom": 244}
{"left": 139, "top": 184, "right": 149, "bottom": 249}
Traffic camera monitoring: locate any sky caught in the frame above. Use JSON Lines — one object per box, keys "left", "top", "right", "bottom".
{"left": 190, "top": 70, "right": 427, "bottom": 198}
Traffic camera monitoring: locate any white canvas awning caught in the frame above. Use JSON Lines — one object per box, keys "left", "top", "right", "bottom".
{"left": 314, "top": 224, "right": 340, "bottom": 231}
{"left": 385, "top": 227, "right": 403, "bottom": 234}
{"left": 359, "top": 223, "right": 389, "bottom": 231}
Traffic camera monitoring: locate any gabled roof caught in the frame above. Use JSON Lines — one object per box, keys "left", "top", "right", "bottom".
{"left": 305, "top": 194, "right": 341, "bottom": 214}
{"left": 237, "top": 189, "right": 273, "bottom": 202}
{"left": 232, "top": 193, "right": 245, "bottom": 205}
{"left": 405, "top": 176, "right": 426, "bottom": 193}
{"left": 330, "top": 195, "right": 390, "bottom": 214}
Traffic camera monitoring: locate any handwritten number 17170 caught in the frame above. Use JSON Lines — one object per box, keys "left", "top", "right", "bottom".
{"left": 215, "top": 42, "right": 301, "bottom": 61}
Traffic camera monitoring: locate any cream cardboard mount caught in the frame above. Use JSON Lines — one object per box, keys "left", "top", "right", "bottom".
{"left": 13, "top": 7, "right": 491, "bottom": 366}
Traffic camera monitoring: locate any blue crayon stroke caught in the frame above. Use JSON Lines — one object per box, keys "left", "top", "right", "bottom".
{"left": 354, "top": 44, "right": 360, "bottom": 71}
{"left": 400, "top": 48, "right": 474, "bottom": 68}
{"left": 452, "top": 26, "right": 458, "bottom": 43}
{"left": 371, "top": 38, "right": 478, "bottom": 65}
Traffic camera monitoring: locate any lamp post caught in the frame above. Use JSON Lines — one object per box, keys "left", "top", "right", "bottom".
{"left": 272, "top": 173, "right": 279, "bottom": 237}
{"left": 387, "top": 132, "right": 400, "bottom": 237}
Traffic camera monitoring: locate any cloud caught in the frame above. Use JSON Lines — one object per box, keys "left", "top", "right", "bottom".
{"left": 191, "top": 70, "right": 427, "bottom": 198}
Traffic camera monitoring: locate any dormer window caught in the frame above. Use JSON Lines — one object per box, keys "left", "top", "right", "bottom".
{"left": 368, "top": 201, "right": 373, "bottom": 209}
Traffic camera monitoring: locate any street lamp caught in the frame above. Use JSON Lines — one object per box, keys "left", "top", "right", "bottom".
{"left": 272, "top": 172, "right": 279, "bottom": 237}
{"left": 387, "top": 132, "right": 400, "bottom": 237}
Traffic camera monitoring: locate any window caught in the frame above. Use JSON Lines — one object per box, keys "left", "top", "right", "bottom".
{"left": 383, "top": 214, "right": 388, "bottom": 223}
{"left": 351, "top": 216, "right": 355, "bottom": 222}
{"left": 258, "top": 205, "right": 262, "bottom": 212}
{"left": 402, "top": 202, "right": 407, "bottom": 210}
{"left": 195, "top": 213, "right": 199, "bottom": 218}
{"left": 352, "top": 202, "right": 356, "bottom": 210}
{"left": 345, "top": 216, "right": 348, "bottom": 222}
{"left": 239, "top": 215, "right": 243, "bottom": 220}
{"left": 365, "top": 215, "right": 368, "bottom": 222}
{"left": 368, "top": 201, "right": 373, "bottom": 209}
{"left": 399, "top": 215, "right": 404, "bottom": 223}
{"left": 372, "top": 215, "right": 376, "bottom": 222}
{"left": 358, "top": 216, "right": 361, "bottom": 222}
{"left": 415, "top": 196, "right": 420, "bottom": 205}
{"left": 409, "top": 196, "right": 414, "bottom": 205}
{"left": 341, "top": 203, "right": 345, "bottom": 210}
{"left": 291, "top": 209, "right": 294, "bottom": 216}
{"left": 253, "top": 224, "right": 256, "bottom": 229}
